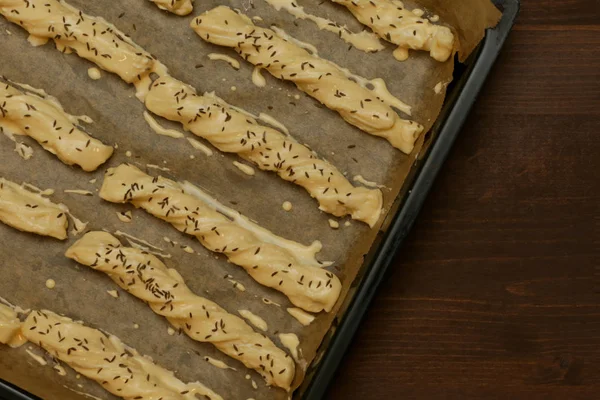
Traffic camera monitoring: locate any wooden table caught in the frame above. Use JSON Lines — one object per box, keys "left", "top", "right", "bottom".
{"left": 328, "top": 1, "right": 600, "bottom": 398}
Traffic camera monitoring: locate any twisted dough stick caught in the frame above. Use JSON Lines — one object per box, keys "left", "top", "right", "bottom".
{"left": 330, "top": 0, "right": 455, "bottom": 62}
{"left": 0, "top": 0, "right": 154, "bottom": 83}
{"left": 21, "top": 309, "right": 223, "bottom": 400}
{"left": 0, "top": 304, "right": 24, "bottom": 347}
{"left": 191, "top": 6, "right": 423, "bottom": 154}
{"left": 150, "top": 0, "right": 193, "bottom": 16}
{"left": 0, "top": 178, "right": 68, "bottom": 239}
{"left": 99, "top": 164, "right": 342, "bottom": 313}
{"left": 145, "top": 75, "right": 383, "bottom": 226}
{"left": 66, "top": 231, "right": 296, "bottom": 390}
{"left": 0, "top": 81, "right": 113, "bottom": 171}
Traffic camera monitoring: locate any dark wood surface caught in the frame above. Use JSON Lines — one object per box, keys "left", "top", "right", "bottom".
{"left": 328, "top": 1, "right": 600, "bottom": 399}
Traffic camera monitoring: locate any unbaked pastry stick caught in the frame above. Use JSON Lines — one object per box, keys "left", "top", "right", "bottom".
{"left": 66, "top": 231, "right": 296, "bottom": 390}
{"left": 150, "top": 0, "right": 193, "bottom": 16}
{"left": 17, "top": 309, "right": 223, "bottom": 400}
{"left": 0, "top": 81, "right": 113, "bottom": 171}
{"left": 330, "top": 0, "right": 455, "bottom": 62}
{"left": 0, "top": 304, "right": 25, "bottom": 347}
{"left": 0, "top": 178, "right": 68, "bottom": 239}
{"left": 191, "top": 6, "right": 423, "bottom": 153}
{"left": 0, "top": 0, "right": 154, "bottom": 83}
{"left": 145, "top": 75, "right": 383, "bottom": 226}
{"left": 99, "top": 164, "right": 342, "bottom": 313}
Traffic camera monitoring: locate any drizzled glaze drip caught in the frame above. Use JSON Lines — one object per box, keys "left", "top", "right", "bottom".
{"left": 191, "top": 6, "right": 423, "bottom": 153}
{"left": 66, "top": 231, "right": 295, "bottom": 390}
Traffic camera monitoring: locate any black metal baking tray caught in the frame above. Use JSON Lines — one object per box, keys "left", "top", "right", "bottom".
{"left": 298, "top": 0, "right": 519, "bottom": 398}
{"left": 0, "top": 1, "right": 518, "bottom": 398}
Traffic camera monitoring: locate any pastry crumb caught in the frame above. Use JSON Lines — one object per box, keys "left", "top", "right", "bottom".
{"left": 116, "top": 210, "right": 132, "bottom": 223}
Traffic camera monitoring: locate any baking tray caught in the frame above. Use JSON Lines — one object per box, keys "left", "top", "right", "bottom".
{"left": 299, "top": 0, "right": 519, "bottom": 398}
{"left": 0, "top": 0, "right": 518, "bottom": 398}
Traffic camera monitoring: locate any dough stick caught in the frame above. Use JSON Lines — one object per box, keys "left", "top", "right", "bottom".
{"left": 330, "top": 0, "right": 455, "bottom": 62}
{"left": 0, "top": 0, "right": 382, "bottom": 225}
{"left": 0, "top": 178, "right": 68, "bottom": 239}
{"left": 0, "top": 304, "right": 25, "bottom": 347}
{"left": 0, "top": 81, "right": 113, "bottom": 171}
{"left": 145, "top": 75, "right": 383, "bottom": 226}
{"left": 99, "top": 164, "right": 342, "bottom": 313}
{"left": 191, "top": 6, "right": 423, "bottom": 153}
{"left": 150, "top": 0, "right": 193, "bottom": 16}
{"left": 0, "top": 0, "right": 154, "bottom": 83}
{"left": 66, "top": 231, "right": 296, "bottom": 390}
{"left": 17, "top": 309, "right": 223, "bottom": 400}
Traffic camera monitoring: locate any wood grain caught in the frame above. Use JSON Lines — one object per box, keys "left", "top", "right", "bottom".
{"left": 329, "top": 1, "right": 600, "bottom": 398}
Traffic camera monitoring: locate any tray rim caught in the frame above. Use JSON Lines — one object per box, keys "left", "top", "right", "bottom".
{"left": 0, "top": 1, "right": 519, "bottom": 398}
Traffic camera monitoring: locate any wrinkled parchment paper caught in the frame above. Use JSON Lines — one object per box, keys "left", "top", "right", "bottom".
{"left": 0, "top": 0, "right": 500, "bottom": 398}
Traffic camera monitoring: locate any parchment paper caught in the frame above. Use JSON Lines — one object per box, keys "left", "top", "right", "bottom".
{"left": 0, "top": 0, "right": 500, "bottom": 399}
